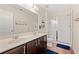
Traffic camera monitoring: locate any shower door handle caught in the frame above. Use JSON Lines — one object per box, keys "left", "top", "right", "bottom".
{"left": 56, "top": 31, "right": 58, "bottom": 41}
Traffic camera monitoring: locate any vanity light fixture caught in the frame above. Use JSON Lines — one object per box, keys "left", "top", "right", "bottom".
{"left": 25, "top": 4, "right": 37, "bottom": 10}
{"left": 32, "top": 5, "right": 39, "bottom": 11}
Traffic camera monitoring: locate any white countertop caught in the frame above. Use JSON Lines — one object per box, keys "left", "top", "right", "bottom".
{"left": 0, "top": 33, "right": 47, "bottom": 53}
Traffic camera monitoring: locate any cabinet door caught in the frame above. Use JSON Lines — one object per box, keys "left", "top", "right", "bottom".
{"left": 37, "top": 35, "right": 47, "bottom": 54}
{"left": 26, "top": 40, "right": 37, "bottom": 54}
{"left": 37, "top": 37, "right": 43, "bottom": 53}
{"left": 2, "top": 45, "right": 24, "bottom": 54}
{"left": 43, "top": 35, "right": 47, "bottom": 48}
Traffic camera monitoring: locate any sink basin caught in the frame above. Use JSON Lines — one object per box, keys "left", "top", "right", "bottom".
{"left": 8, "top": 39, "right": 22, "bottom": 44}
{"left": 18, "top": 35, "right": 34, "bottom": 39}
{"left": 7, "top": 32, "right": 36, "bottom": 44}
{"left": 0, "top": 38, "right": 14, "bottom": 44}
{"left": 8, "top": 35, "right": 34, "bottom": 44}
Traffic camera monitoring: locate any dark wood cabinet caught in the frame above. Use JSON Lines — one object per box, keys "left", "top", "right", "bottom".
{"left": 43, "top": 35, "right": 47, "bottom": 48}
{"left": 2, "top": 45, "right": 24, "bottom": 54}
{"left": 25, "top": 39, "right": 37, "bottom": 54}
{"left": 37, "top": 37, "right": 44, "bottom": 53}
{"left": 37, "top": 35, "right": 47, "bottom": 54}
{"left": 25, "top": 35, "right": 47, "bottom": 54}
{"left": 1, "top": 35, "right": 47, "bottom": 54}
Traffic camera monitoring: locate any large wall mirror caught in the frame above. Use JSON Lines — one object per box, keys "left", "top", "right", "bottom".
{"left": 13, "top": 7, "right": 38, "bottom": 34}
{"left": 0, "top": 4, "right": 38, "bottom": 39}
{"left": 0, "top": 9, "right": 13, "bottom": 39}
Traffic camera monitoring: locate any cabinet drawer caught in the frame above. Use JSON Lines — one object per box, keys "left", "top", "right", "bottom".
{"left": 25, "top": 40, "right": 37, "bottom": 54}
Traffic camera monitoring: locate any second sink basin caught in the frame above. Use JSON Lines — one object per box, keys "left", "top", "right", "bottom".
{"left": 18, "top": 35, "right": 34, "bottom": 39}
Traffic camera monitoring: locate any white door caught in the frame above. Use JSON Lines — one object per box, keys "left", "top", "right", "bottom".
{"left": 58, "top": 15, "right": 72, "bottom": 45}
{"left": 73, "top": 20, "right": 79, "bottom": 53}
{"left": 71, "top": 5, "right": 79, "bottom": 53}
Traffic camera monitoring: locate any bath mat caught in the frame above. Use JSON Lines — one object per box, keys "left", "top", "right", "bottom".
{"left": 56, "top": 43, "right": 70, "bottom": 50}
{"left": 43, "top": 48, "right": 58, "bottom": 54}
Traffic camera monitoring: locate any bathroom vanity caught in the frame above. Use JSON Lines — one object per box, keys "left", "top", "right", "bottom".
{"left": 25, "top": 35, "right": 47, "bottom": 54}
{"left": 0, "top": 5, "right": 47, "bottom": 54}
{"left": 0, "top": 33, "right": 47, "bottom": 54}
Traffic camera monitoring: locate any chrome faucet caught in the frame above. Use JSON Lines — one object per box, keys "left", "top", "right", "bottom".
{"left": 12, "top": 35, "right": 19, "bottom": 39}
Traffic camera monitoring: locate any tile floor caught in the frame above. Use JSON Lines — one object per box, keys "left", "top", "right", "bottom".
{"left": 47, "top": 43, "right": 74, "bottom": 54}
